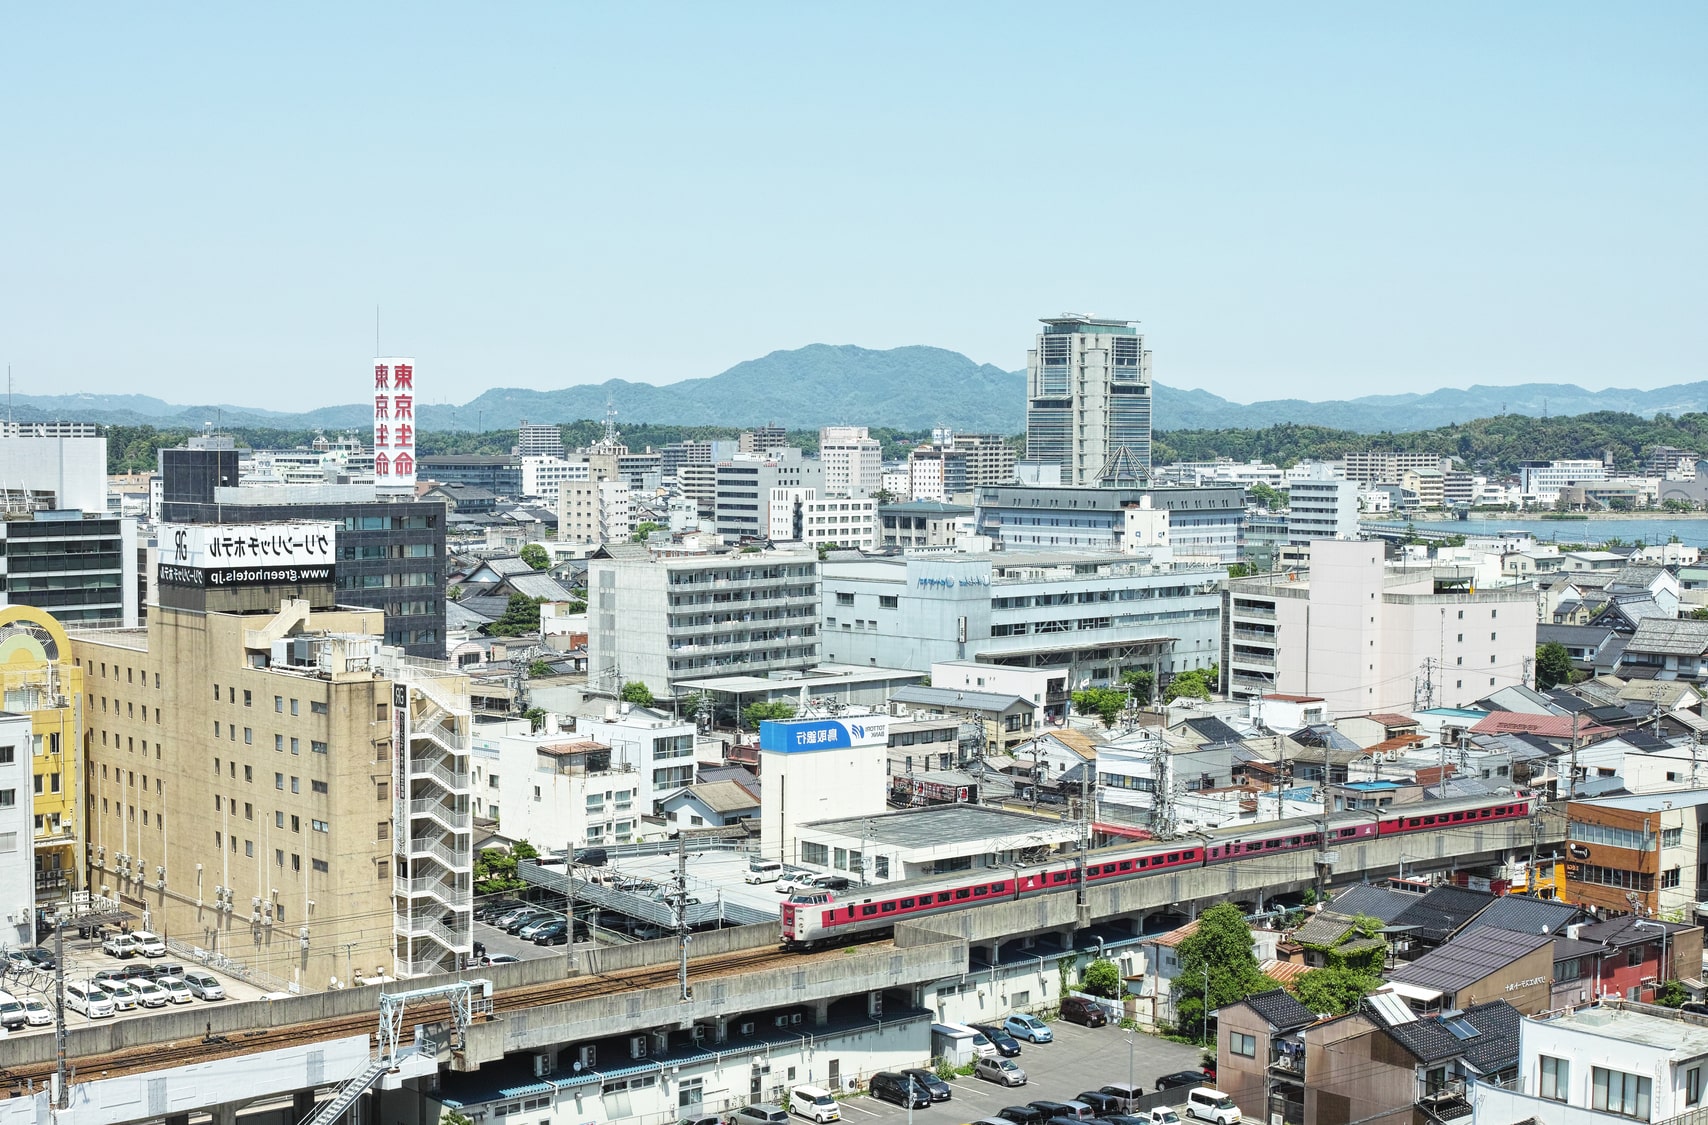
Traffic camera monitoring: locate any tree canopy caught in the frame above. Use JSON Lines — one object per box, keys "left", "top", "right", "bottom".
{"left": 1536, "top": 642, "right": 1574, "bottom": 690}
{"left": 619, "top": 681, "right": 656, "bottom": 708}
{"left": 1072, "top": 687, "right": 1129, "bottom": 728}
{"left": 1291, "top": 966, "right": 1382, "bottom": 1017}
{"left": 1171, "top": 903, "right": 1278, "bottom": 1041}
{"left": 1080, "top": 958, "right": 1123, "bottom": 999}
{"left": 1164, "top": 665, "right": 1219, "bottom": 703}
{"left": 743, "top": 701, "right": 797, "bottom": 729}
{"left": 474, "top": 840, "right": 539, "bottom": 894}
{"left": 483, "top": 594, "right": 545, "bottom": 637}
{"left": 520, "top": 543, "right": 550, "bottom": 570}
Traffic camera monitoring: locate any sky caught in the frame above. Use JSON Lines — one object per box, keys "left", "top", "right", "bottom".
{"left": 3, "top": 3, "right": 1703, "bottom": 411}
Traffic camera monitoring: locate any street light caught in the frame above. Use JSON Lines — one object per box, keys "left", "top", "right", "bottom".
{"left": 1635, "top": 917, "right": 1670, "bottom": 997}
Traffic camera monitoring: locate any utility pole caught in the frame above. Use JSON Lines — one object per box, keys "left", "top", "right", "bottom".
{"left": 566, "top": 839, "right": 578, "bottom": 974}
{"left": 1567, "top": 710, "right": 1581, "bottom": 801}
{"left": 676, "top": 836, "right": 691, "bottom": 1002}
{"left": 54, "top": 917, "right": 67, "bottom": 1109}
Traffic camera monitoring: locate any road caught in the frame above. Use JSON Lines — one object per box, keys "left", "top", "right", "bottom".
{"left": 836, "top": 1022, "right": 1207, "bottom": 1125}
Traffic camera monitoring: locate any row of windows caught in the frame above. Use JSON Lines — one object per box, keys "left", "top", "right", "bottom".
{"left": 1568, "top": 820, "right": 1656, "bottom": 851}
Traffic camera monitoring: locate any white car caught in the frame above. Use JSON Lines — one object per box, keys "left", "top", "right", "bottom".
{"left": 22, "top": 997, "right": 53, "bottom": 1026}
{"left": 99, "top": 980, "right": 140, "bottom": 1011}
{"left": 65, "top": 982, "right": 115, "bottom": 1019}
{"left": 775, "top": 871, "right": 817, "bottom": 894}
{"left": 129, "top": 979, "right": 170, "bottom": 1008}
{"left": 156, "top": 976, "right": 194, "bottom": 1004}
{"left": 131, "top": 931, "right": 168, "bottom": 957}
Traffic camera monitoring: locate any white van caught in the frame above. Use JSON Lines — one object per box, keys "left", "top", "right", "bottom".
{"left": 790, "top": 1085, "right": 840, "bottom": 1123}
{"left": 937, "top": 1020, "right": 997, "bottom": 1059}
{"left": 65, "top": 982, "right": 115, "bottom": 1019}
{"left": 745, "top": 860, "right": 784, "bottom": 885}
{"left": 1184, "top": 1089, "right": 1241, "bottom": 1124}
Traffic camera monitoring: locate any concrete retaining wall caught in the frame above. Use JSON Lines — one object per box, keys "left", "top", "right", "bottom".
{"left": 461, "top": 939, "right": 967, "bottom": 1067}
{"left": 6, "top": 929, "right": 774, "bottom": 1070}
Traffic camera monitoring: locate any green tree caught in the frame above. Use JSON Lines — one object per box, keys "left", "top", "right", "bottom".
{"left": 473, "top": 839, "right": 539, "bottom": 894}
{"left": 1081, "top": 958, "right": 1123, "bottom": 999}
{"left": 1536, "top": 642, "right": 1574, "bottom": 690}
{"left": 743, "top": 701, "right": 797, "bottom": 729}
{"left": 523, "top": 707, "right": 547, "bottom": 732}
{"left": 1227, "top": 562, "right": 1256, "bottom": 579}
{"left": 527, "top": 659, "right": 554, "bottom": 678}
{"left": 520, "top": 543, "right": 550, "bottom": 570}
{"left": 1072, "top": 687, "right": 1129, "bottom": 727}
{"left": 619, "top": 681, "right": 656, "bottom": 708}
{"left": 1247, "top": 483, "right": 1288, "bottom": 511}
{"left": 1657, "top": 980, "right": 1690, "bottom": 1008}
{"left": 443, "top": 1110, "right": 477, "bottom": 1125}
{"left": 1171, "top": 903, "right": 1278, "bottom": 1042}
{"left": 483, "top": 594, "right": 545, "bottom": 637}
{"left": 1291, "top": 966, "right": 1383, "bottom": 1016}
{"left": 1120, "top": 669, "right": 1156, "bottom": 706}
{"left": 1163, "top": 665, "right": 1219, "bottom": 703}
{"left": 1691, "top": 607, "right": 1708, "bottom": 621}
{"left": 630, "top": 521, "right": 662, "bottom": 542}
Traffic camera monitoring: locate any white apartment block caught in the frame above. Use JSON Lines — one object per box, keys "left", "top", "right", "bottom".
{"left": 819, "top": 426, "right": 881, "bottom": 497}
{"left": 578, "top": 708, "right": 698, "bottom": 817}
{"left": 1473, "top": 1004, "right": 1708, "bottom": 1125}
{"left": 1286, "top": 478, "right": 1360, "bottom": 542}
{"left": 0, "top": 713, "right": 34, "bottom": 947}
{"left": 1521, "top": 459, "right": 1607, "bottom": 503}
{"left": 522, "top": 455, "right": 590, "bottom": 499}
{"left": 909, "top": 453, "right": 947, "bottom": 502}
{"left": 587, "top": 547, "right": 821, "bottom": 701}
{"left": 1224, "top": 539, "right": 1536, "bottom": 715}
{"left": 1341, "top": 451, "right": 1448, "bottom": 485}
{"left": 498, "top": 735, "right": 642, "bottom": 848}
{"left": 558, "top": 478, "right": 632, "bottom": 546}
{"left": 803, "top": 496, "right": 877, "bottom": 550}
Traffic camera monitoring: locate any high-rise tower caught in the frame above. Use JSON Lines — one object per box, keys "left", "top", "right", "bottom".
{"left": 1024, "top": 314, "right": 1152, "bottom": 486}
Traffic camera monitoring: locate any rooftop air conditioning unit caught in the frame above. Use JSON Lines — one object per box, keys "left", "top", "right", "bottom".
{"left": 739, "top": 1021, "right": 755, "bottom": 1036}
{"left": 629, "top": 1035, "right": 648, "bottom": 1060}
{"left": 578, "top": 1045, "right": 597, "bottom": 1068}
{"left": 774, "top": 1015, "right": 789, "bottom": 1028}
{"left": 690, "top": 1026, "right": 706, "bottom": 1043}
{"left": 533, "top": 1054, "right": 552, "bottom": 1078}
{"left": 789, "top": 1014, "right": 802, "bottom": 1026}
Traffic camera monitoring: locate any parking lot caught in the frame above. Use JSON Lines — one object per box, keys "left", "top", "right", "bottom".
{"left": 837, "top": 1022, "right": 1208, "bottom": 1125}
{"left": 1, "top": 932, "right": 268, "bottom": 1036}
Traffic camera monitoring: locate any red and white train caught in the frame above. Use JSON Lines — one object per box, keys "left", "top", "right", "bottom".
{"left": 780, "top": 791, "right": 1535, "bottom": 948}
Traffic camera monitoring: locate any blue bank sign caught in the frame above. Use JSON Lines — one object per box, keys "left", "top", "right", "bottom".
{"left": 759, "top": 717, "right": 890, "bottom": 752}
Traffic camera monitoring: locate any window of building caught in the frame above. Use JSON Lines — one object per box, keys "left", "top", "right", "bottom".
{"left": 311, "top": 741, "right": 327, "bottom": 754}
{"left": 312, "top": 780, "right": 328, "bottom": 794}
{"left": 1231, "top": 1033, "right": 1256, "bottom": 1057}
{"left": 312, "top": 819, "right": 328, "bottom": 833}
{"left": 275, "top": 773, "right": 284, "bottom": 790}
{"left": 311, "top": 700, "right": 328, "bottom": 714}
{"left": 1592, "top": 1067, "right": 1651, "bottom": 1119}
{"left": 376, "top": 860, "right": 389, "bottom": 879}
{"left": 291, "top": 777, "right": 300, "bottom": 794}
{"left": 291, "top": 699, "right": 299, "bottom": 716}
{"left": 836, "top": 592, "right": 854, "bottom": 606}
{"left": 312, "top": 859, "right": 329, "bottom": 873}
{"left": 275, "top": 696, "right": 284, "bottom": 712}
{"left": 1540, "top": 1056, "right": 1568, "bottom": 1101}
{"left": 290, "top": 738, "right": 300, "bottom": 755}
{"left": 1690, "top": 1066, "right": 1704, "bottom": 1107}
{"left": 0, "top": 789, "right": 13, "bottom": 809}
{"left": 245, "top": 840, "right": 254, "bottom": 858}
{"left": 376, "top": 821, "right": 388, "bottom": 840}
{"left": 801, "top": 841, "right": 829, "bottom": 866}
{"left": 275, "top": 735, "right": 284, "bottom": 752}
{"left": 1664, "top": 827, "right": 1684, "bottom": 848}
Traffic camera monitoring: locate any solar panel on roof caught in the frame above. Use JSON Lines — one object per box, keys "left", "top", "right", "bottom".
{"left": 1444, "top": 1018, "right": 1481, "bottom": 1040}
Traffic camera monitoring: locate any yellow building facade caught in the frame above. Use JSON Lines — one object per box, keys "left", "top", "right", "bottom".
{"left": 0, "top": 606, "right": 84, "bottom": 913}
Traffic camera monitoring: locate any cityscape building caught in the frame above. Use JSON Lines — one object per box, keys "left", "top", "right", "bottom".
{"left": 1024, "top": 313, "right": 1152, "bottom": 486}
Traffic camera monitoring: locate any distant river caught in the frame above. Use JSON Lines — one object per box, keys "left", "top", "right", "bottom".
{"left": 1363, "top": 516, "right": 1708, "bottom": 548}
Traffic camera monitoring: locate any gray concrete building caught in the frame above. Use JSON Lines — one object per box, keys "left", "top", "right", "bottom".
{"left": 975, "top": 484, "right": 1245, "bottom": 564}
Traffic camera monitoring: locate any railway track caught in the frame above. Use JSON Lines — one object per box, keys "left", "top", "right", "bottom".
{"left": 2, "top": 943, "right": 844, "bottom": 1092}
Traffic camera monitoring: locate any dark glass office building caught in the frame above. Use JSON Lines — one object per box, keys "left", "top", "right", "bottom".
{"left": 160, "top": 449, "right": 446, "bottom": 656}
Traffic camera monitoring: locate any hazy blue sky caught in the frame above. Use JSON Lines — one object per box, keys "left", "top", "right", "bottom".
{"left": 4, "top": 3, "right": 1702, "bottom": 411}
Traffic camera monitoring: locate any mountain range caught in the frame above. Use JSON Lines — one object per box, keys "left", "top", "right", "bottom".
{"left": 12, "top": 345, "right": 1707, "bottom": 434}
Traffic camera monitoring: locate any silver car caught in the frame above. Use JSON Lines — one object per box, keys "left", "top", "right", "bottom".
{"left": 975, "top": 1058, "right": 1028, "bottom": 1087}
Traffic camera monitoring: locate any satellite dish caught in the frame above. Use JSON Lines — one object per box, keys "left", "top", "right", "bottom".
{"left": 573, "top": 1060, "right": 584, "bottom": 1072}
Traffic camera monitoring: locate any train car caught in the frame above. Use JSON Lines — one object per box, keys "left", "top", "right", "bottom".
{"left": 781, "top": 790, "right": 1537, "bottom": 949}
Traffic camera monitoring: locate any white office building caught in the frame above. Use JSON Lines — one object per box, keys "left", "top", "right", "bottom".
{"left": 498, "top": 734, "right": 642, "bottom": 848}
{"left": 1025, "top": 314, "right": 1153, "bottom": 486}
{"left": 0, "top": 434, "right": 107, "bottom": 513}
{"left": 714, "top": 450, "right": 823, "bottom": 542}
{"left": 819, "top": 426, "right": 882, "bottom": 498}
{"left": 820, "top": 551, "right": 1224, "bottom": 686}
{"left": 522, "top": 455, "right": 589, "bottom": 500}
